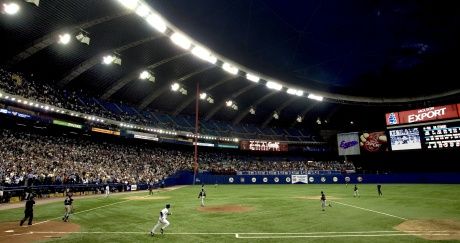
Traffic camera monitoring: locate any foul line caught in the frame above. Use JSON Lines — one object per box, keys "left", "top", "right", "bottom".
{"left": 235, "top": 233, "right": 451, "bottom": 239}
{"left": 330, "top": 200, "right": 408, "bottom": 220}
{"left": 32, "top": 186, "right": 187, "bottom": 226}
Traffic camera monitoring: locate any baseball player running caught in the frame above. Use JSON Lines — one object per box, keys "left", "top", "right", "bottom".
{"left": 198, "top": 188, "right": 206, "bottom": 207}
{"left": 150, "top": 204, "right": 171, "bottom": 236}
{"left": 320, "top": 191, "right": 332, "bottom": 211}
{"left": 62, "top": 194, "right": 74, "bottom": 222}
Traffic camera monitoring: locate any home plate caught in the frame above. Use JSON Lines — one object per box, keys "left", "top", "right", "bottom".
{"left": 5, "top": 230, "right": 14, "bottom": 233}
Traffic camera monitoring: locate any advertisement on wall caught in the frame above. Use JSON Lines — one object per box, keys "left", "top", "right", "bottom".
{"left": 359, "top": 131, "right": 388, "bottom": 152}
{"left": 291, "top": 175, "right": 308, "bottom": 184}
{"left": 240, "top": 140, "right": 288, "bottom": 152}
{"left": 386, "top": 104, "right": 460, "bottom": 126}
{"left": 337, "top": 132, "right": 360, "bottom": 155}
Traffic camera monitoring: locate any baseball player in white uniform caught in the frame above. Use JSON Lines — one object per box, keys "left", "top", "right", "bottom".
{"left": 151, "top": 204, "right": 171, "bottom": 236}
{"left": 105, "top": 185, "right": 110, "bottom": 198}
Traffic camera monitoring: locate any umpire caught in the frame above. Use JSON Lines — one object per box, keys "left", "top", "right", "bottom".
{"left": 20, "top": 194, "right": 35, "bottom": 226}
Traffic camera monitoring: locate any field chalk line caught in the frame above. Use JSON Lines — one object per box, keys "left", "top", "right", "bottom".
{"left": 32, "top": 186, "right": 187, "bottom": 226}
{"left": 330, "top": 200, "right": 408, "bottom": 220}
{"left": 234, "top": 233, "right": 452, "bottom": 239}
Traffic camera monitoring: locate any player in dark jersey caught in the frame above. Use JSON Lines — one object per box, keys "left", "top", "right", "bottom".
{"left": 377, "top": 184, "right": 382, "bottom": 196}
{"left": 353, "top": 185, "right": 360, "bottom": 197}
{"left": 62, "top": 194, "right": 74, "bottom": 222}
{"left": 320, "top": 191, "right": 332, "bottom": 211}
{"left": 20, "top": 194, "right": 35, "bottom": 226}
{"left": 198, "top": 188, "right": 206, "bottom": 207}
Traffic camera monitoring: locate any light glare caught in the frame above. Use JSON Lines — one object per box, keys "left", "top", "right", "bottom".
{"left": 146, "top": 14, "right": 167, "bottom": 33}
{"left": 58, "top": 33, "right": 71, "bottom": 45}
{"left": 266, "top": 81, "right": 282, "bottom": 91}
{"left": 246, "top": 73, "right": 260, "bottom": 82}
{"left": 170, "top": 32, "right": 191, "bottom": 50}
{"left": 118, "top": 0, "right": 138, "bottom": 10}
{"left": 222, "top": 63, "right": 238, "bottom": 75}
{"left": 3, "top": 3, "right": 20, "bottom": 15}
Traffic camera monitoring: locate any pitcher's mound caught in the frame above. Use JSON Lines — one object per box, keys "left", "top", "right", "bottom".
{"left": 395, "top": 219, "right": 460, "bottom": 240}
{"left": 0, "top": 221, "right": 80, "bottom": 243}
{"left": 294, "top": 196, "right": 342, "bottom": 200}
{"left": 197, "top": 204, "right": 253, "bottom": 213}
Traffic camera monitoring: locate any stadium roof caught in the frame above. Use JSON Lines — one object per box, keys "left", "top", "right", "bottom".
{"left": 1, "top": 0, "right": 459, "bottom": 128}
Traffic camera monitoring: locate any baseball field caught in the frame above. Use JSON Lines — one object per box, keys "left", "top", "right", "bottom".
{"left": 1, "top": 184, "right": 459, "bottom": 242}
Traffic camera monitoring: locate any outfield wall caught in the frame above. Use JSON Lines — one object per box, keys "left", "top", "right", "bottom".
{"left": 171, "top": 171, "right": 460, "bottom": 185}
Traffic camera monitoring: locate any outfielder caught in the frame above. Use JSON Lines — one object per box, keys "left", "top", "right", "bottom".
{"left": 150, "top": 204, "right": 171, "bottom": 236}
{"left": 198, "top": 188, "right": 206, "bottom": 207}
{"left": 62, "top": 194, "right": 74, "bottom": 222}
{"left": 353, "top": 184, "right": 360, "bottom": 197}
{"left": 105, "top": 184, "right": 110, "bottom": 198}
{"left": 320, "top": 191, "right": 332, "bottom": 211}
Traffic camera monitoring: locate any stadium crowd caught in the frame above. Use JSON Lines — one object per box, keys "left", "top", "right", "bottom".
{"left": 0, "top": 128, "right": 354, "bottom": 186}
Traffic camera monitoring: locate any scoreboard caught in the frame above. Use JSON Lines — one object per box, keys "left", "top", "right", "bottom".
{"left": 423, "top": 123, "right": 460, "bottom": 149}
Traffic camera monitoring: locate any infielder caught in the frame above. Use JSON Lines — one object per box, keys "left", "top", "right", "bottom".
{"left": 353, "top": 185, "right": 360, "bottom": 197}
{"left": 62, "top": 194, "right": 74, "bottom": 222}
{"left": 150, "top": 204, "right": 171, "bottom": 236}
{"left": 198, "top": 188, "right": 206, "bottom": 207}
{"left": 320, "top": 191, "right": 332, "bottom": 211}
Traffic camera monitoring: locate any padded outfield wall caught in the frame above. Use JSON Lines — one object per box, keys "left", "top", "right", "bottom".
{"left": 169, "top": 171, "right": 460, "bottom": 185}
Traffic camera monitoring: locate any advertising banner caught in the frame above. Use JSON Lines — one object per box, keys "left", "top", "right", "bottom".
{"left": 53, "top": 120, "right": 82, "bottom": 129}
{"left": 291, "top": 175, "right": 308, "bottom": 184}
{"left": 337, "top": 132, "right": 360, "bottom": 155}
{"left": 240, "top": 140, "right": 288, "bottom": 151}
{"left": 91, "top": 127, "right": 120, "bottom": 136}
{"left": 359, "top": 131, "right": 388, "bottom": 152}
{"left": 386, "top": 104, "right": 460, "bottom": 126}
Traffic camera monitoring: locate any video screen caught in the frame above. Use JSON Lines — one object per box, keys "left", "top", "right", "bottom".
{"left": 389, "top": 128, "right": 421, "bottom": 151}
{"left": 423, "top": 123, "right": 460, "bottom": 149}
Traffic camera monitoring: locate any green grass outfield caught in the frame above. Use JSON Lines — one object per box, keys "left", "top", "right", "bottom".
{"left": 1, "top": 184, "right": 460, "bottom": 242}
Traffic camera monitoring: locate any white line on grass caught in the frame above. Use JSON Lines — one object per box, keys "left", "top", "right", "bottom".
{"left": 234, "top": 233, "right": 451, "bottom": 239}
{"left": 330, "top": 200, "right": 408, "bottom": 220}
{"left": 24, "top": 230, "right": 458, "bottom": 235}
{"left": 31, "top": 186, "right": 187, "bottom": 226}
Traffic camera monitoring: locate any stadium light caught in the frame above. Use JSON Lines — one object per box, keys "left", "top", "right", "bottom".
{"left": 206, "top": 96, "right": 214, "bottom": 104}
{"left": 226, "top": 100, "right": 233, "bottom": 107}
{"left": 171, "top": 82, "right": 180, "bottom": 91}
{"left": 232, "top": 104, "right": 238, "bottom": 110}
{"left": 135, "top": 3, "right": 150, "bottom": 17}
{"left": 199, "top": 92, "right": 207, "bottom": 100}
{"left": 102, "top": 55, "right": 121, "bottom": 65}
{"left": 58, "top": 33, "right": 71, "bottom": 45}
{"left": 170, "top": 32, "right": 191, "bottom": 50}
{"left": 25, "top": 0, "right": 39, "bottom": 7}
{"left": 76, "top": 31, "right": 90, "bottom": 45}
{"left": 3, "top": 3, "right": 20, "bottom": 15}
{"left": 308, "top": 94, "right": 323, "bottom": 101}
{"left": 296, "top": 115, "right": 302, "bottom": 123}
{"left": 146, "top": 14, "right": 167, "bottom": 33}
{"left": 316, "top": 118, "right": 322, "bottom": 125}
{"left": 266, "top": 81, "right": 282, "bottom": 91}
{"left": 222, "top": 63, "right": 238, "bottom": 75}
{"left": 287, "top": 88, "right": 303, "bottom": 96}
{"left": 139, "top": 70, "right": 155, "bottom": 81}
{"left": 118, "top": 0, "right": 138, "bottom": 10}
{"left": 0, "top": 93, "right": 3, "bottom": 98}
{"left": 246, "top": 73, "right": 260, "bottom": 83}
{"left": 273, "top": 111, "right": 279, "bottom": 120}
{"left": 249, "top": 107, "right": 256, "bottom": 115}
{"left": 192, "top": 46, "right": 217, "bottom": 64}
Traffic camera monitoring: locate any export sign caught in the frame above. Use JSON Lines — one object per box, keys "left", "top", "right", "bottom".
{"left": 386, "top": 104, "right": 460, "bottom": 126}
